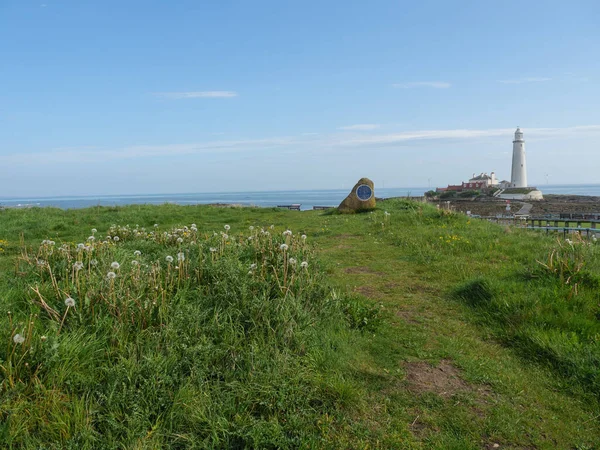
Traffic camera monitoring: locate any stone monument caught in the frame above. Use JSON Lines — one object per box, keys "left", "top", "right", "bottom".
{"left": 338, "top": 177, "right": 376, "bottom": 213}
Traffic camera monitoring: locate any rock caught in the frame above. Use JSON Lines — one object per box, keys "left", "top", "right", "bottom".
{"left": 338, "top": 178, "right": 376, "bottom": 213}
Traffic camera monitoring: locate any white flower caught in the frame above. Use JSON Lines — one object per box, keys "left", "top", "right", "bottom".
{"left": 270, "top": 225, "right": 274, "bottom": 230}
{"left": 250, "top": 263, "right": 257, "bottom": 270}
{"left": 301, "top": 234, "right": 307, "bottom": 241}
{"left": 175, "top": 266, "right": 179, "bottom": 270}
{"left": 91, "top": 228, "right": 97, "bottom": 233}
{"left": 13, "top": 334, "right": 25, "bottom": 345}
{"left": 113, "top": 236, "right": 120, "bottom": 242}
{"left": 77, "top": 243, "right": 85, "bottom": 250}
{"left": 88, "top": 236, "right": 95, "bottom": 241}
{"left": 166, "top": 255, "right": 174, "bottom": 263}
{"left": 106, "top": 271, "right": 116, "bottom": 280}
{"left": 132, "top": 260, "right": 139, "bottom": 266}
{"left": 288, "top": 258, "right": 297, "bottom": 265}
{"left": 222, "top": 234, "right": 228, "bottom": 240}
{"left": 154, "top": 223, "right": 159, "bottom": 228}
{"left": 111, "top": 262, "right": 120, "bottom": 270}
{"left": 283, "top": 230, "right": 292, "bottom": 236}
{"left": 73, "top": 262, "right": 84, "bottom": 271}
{"left": 49, "top": 240, "right": 55, "bottom": 246}
{"left": 64, "top": 297, "right": 76, "bottom": 307}
{"left": 249, "top": 226, "right": 255, "bottom": 231}
{"left": 177, "top": 252, "right": 185, "bottom": 262}
{"left": 247, "top": 236, "right": 253, "bottom": 241}
{"left": 248, "top": 270, "right": 253, "bottom": 275}
{"left": 36, "top": 259, "right": 46, "bottom": 267}
{"left": 224, "top": 224, "right": 231, "bottom": 231}
{"left": 301, "top": 261, "right": 309, "bottom": 269}
{"left": 90, "top": 259, "right": 98, "bottom": 266}
{"left": 191, "top": 223, "right": 197, "bottom": 228}
{"left": 280, "top": 244, "right": 288, "bottom": 251}
{"left": 209, "top": 247, "right": 217, "bottom": 253}
{"left": 191, "top": 226, "right": 198, "bottom": 232}
{"left": 177, "top": 237, "right": 184, "bottom": 244}
{"left": 384, "top": 211, "right": 390, "bottom": 216}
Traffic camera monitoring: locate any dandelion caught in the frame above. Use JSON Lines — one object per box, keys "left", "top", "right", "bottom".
{"left": 90, "top": 259, "right": 98, "bottom": 266}
{"left": 106, "top": 271, "right": 116, "bottom": 280}
{"left": 36, "top": 259, "right": 46, "bottom": 267}
{"left": 134, "top": 250, "right": 141, "bottom": 257}
{"left": 166, "top": 256, "right": 174, "bottom": 263}
{"left": 222, "top": 234, "right": 229, "bottom": 240}
{"left": 49, "top": 240, "right": 55, "bottom": 246}
{"left": 13, "top": 334, "right": 25, "bottom": 345}
{"left": 247, "top": 236, "right": 253, "bottom": 241}
{"left": 177, "top": 237, "right": 184, "bottom": 244}
{"left": 40, "top": 335, "right": 47, "bottom": 342}
{"left": 248, "top": 270, "right": 253, "bottom": 275}
{"left": 73, "top": 262, "right": 84, "bottom": 271}
{"left": 177, "top": 252, "right": 185, "bottom": 262}
{"left": 224, "top": 224, "right": 231, "bottom": 231}
{"left": 154, "top": 223, "right": 159, "bottom": 228}
{"left": 132, "top": 260, "right": 139, "bottom": 266}
{"left": 64, "top": 297, "right": 76, "bottom": 307}
{"left": 77, "top": 243, "right": 85, "bottom": 250}
{"left": 384, "top": 211, "right": 390, "bottom": 216}
{"left": 270, "top": 225, "right": 275, "bottom": 230}
{"left": 91, "top": 228, "right": 97, "bottom": 234}
{"left": 88, "top": 236, "right": 95, "bottom": 241}
{"left": 111, "top": 262, "right": 120, "bottom": 270}
{"left": 191, "top": 223, "right": 197, "bottom": 228}
{"left": 301, "top": 234, "right": 307, "bottom": 240}
{"left": 289, "top": 257, "right": 297, "bottom": 265}
{"left": 113, "top": 236, "right": 120, "bottom": 242}
{"left": 209, "top": 247, "right": 217, "bottom": 253}
{"left": 283, "top": 230, "right": 292, "bottom": 236}
{"left": 301, "top": 261, "right": 309, "bottom": 269}
{"left": 191, "top": 226, "right": 198, "bottom": 232}
{"left": 249, "top": 226, "right": 254, "bottom": 231}
{"left": 250, "top": 263, "right": 257, "bottom": 270}
{"left": 280, "top": 244, "right": 288, "bottom": 251}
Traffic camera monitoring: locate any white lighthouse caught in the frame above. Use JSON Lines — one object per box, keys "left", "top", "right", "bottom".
{"left": 510, "top": 127, "right": 527, "bottom": 188}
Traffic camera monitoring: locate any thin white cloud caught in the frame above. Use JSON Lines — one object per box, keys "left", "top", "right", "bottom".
{"left": 392, "top": 82, "right": 451, "bottom": 89}
{"left": 4, "top": 125, "right": 600, "bottom": 165}
{"left": 154, "top": 91, "right": 238, "bottom": 99}
{"left": 338, "top": 124, "right": 381, "bottom": 131}
{"left": 498, "top": 77, "right": 551, "bottom": 84}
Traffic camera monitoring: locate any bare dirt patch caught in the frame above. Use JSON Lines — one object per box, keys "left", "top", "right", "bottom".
{"left": 354, "top": 285, "right": 380, "bottom": 299}
{"left": 344, "top": 266, "right": 384, "bottom": 275}
{"left": 404, "top": 360, "right": 470, "bottom": 397}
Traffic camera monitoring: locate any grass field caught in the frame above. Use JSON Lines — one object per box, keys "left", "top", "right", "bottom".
{"left": 1, "top": 200, "right": 599, "bottom": 449}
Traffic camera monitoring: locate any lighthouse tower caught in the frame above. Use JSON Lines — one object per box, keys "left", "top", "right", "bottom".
{"left": 510, "top": 127, "right": 527, "bottom": 188}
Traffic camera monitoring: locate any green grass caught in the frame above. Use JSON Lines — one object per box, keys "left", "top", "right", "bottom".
{"left": 1, "top": 201, "right": 600, "bottom": 448}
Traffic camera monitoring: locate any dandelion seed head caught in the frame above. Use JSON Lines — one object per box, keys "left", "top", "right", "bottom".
{"left": 289, "top": 258, "right": 297, "bottom": 265}
{"left": 224, "top": 224, "right": 231, "bottom": 231}
{"left": 177, "top": 237, "right": 184, "bottom": 243}
{"left": 13, "top": 334, "right": 25, "bottom": 345}
{"left": 90, "top": 259, "right": 98, "bottom": 266}
{"left": 301, "top": 261, "right": 309, "bottom": 268}
{"left": 134, "top": 250, "right": 141, "bottom": 257}
{"left": 73, "top": 262, "right": 84, "bottom": 270}
{"left": 222, "top": 234, "right": 228, "bottom": 240}
{"left": 177, "top": 252, "right": 185, "bottom": 262}
{"left": 64, "top": 297, "right": 75, "bottom": 307}
{"left": 301, "top": 234, "right": 307, "bottom": 240}
{"left": 77, "top": 243, "right": 85, "bottom": 249}
{"left": 209, "top": 247, "right": 217, "bottom": 253}
{"left": 283, "top": 230, "right": 292, "bottom": 236}
{"left": 154, "top": 224, "right": 159, "bottom": 228}
{"left": 166, "top": 255, "right": 174, "bottom": 263}
{"left": 106, "top": 271, "right": 116, "bottom": 280}
{"left": 111, "top": 261, "right": 120, "bottom": 270}
{"left": 280, "top": 244, "right": 288, "bottom": 251}
{"left": 250, "top": 263, "right": 257, "bottom": 270}
{"left": 88, "top": 236, "right": 95, "bottom": 241}
{"left": 132, "top": 260, "right": 139, "bottom": 266}
{"left": 113, "top": 236, "right": 120, "bottom": 242}
{"left": 91, "top": 228, "right": 97, "bottom": 233}
{"left": 249, "top": 226, "right": 254, "bottom": 231}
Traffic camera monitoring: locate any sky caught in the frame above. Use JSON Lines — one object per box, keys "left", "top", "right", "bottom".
{"left": 1, "top": 0, "right": 599, "bottom": 197}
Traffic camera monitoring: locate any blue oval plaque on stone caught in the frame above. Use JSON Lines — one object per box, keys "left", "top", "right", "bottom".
{"left": 356, "top": 184, "right": 373, "bottom": 201}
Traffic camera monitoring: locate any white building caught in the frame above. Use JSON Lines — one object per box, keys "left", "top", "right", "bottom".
{"left": 468, "top": 172, "right": 498, "bottom": 187}
{"left": 510, "top": 127, "right": 527, "bottom": 188}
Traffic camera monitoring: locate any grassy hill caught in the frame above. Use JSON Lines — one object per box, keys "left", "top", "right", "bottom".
{"left": 1, "top": 200, "right": 599, "bottom": 449}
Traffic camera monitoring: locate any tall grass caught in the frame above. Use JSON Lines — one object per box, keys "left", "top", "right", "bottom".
{"left": 0, "top": 222, "right": 372, "bottom": 448}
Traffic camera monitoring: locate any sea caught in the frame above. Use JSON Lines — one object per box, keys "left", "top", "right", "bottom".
{"left": 1, "top": 184, "right": 599, "bottom": 211}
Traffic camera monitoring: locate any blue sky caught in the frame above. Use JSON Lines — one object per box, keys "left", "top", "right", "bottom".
{"left": 1, "top": 0, "right": 599, "bottom": 196}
